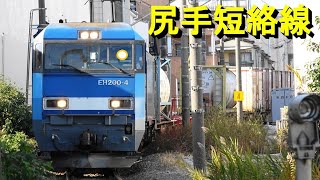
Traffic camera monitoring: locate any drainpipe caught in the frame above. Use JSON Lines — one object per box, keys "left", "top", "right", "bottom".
{"left": 1, "top": 33, "right": 4, "bottom": 79}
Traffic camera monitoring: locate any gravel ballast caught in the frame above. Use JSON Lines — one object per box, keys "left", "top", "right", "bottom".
{"left": 118, "top": 153, "right": 192, "bottom": 180}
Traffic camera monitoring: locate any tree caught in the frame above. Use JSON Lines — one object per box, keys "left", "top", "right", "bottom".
{"left": 306, "top": 16, "right": 320, "bottom": 92}
{"left": 0, "top": 80, "right": 52, "bottom": 179}
{"left": 0, "top": 132, "right": 52, "bottom": 179}
{"left": 0, "top": 80, "right": 32, "bottom": 134}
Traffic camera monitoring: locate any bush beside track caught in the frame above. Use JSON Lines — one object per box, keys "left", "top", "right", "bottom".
{"left": 0, "top": 80, "right": 52, "bottom": 180}
{"left": 150, "top": 109, "right": 320, "bottom": 179}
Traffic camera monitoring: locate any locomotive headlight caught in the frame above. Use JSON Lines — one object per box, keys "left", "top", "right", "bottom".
{"left": 109, "top": 98, "right": 133, "bottom": 109}
{"left": 44, "top": 98, "right": 69, "bottom": 109}
{"left": 116, "top": 49, "right": 128, "bottom": 61}
{"left": 80, "top": 31, "right": 89, "bottom": 39}
{"left": 79, "top": 31, "right": 100, "bottom": 39}
{"left": 57, "top": 99, "right": 68, "bottom": 109}
{"left": 89, "top": 31, "right": 99, "bottom": 39}
{"left": 110, "top": 100, "right": 121, "bottom": 109}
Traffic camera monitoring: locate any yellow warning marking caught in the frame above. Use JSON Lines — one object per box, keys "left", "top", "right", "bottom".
{"left": 234, "top": 91, "right": 244, "bottom": 101}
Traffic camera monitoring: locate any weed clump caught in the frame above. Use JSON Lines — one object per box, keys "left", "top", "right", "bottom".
{"left": 190, "top": 137, "right": 296, "bottom": 180}
{"left": 150, "top": 125, "right": 193, "bottom": 154}
{"left": 151, "top": 109, "right": 269, "bottom": 154}
{"left": 205, "top": 109, "right": 269, "bottom": 153}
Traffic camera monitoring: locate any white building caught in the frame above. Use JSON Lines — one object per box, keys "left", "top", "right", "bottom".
{"left": 0, "top": 0, "right": 90, "bottom": 91}
{"left": 0, "top": 0, "right": 148, "bottom": 102}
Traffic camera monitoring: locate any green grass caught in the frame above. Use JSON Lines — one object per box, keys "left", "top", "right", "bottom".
{"left": 204, "top": 109, "right": 269, "bottom": 154}
{"left": 191, "top": 137, "right": 296, "bottom": 180}
{"left": 151, "top": 109, "right": 320, "bottom": 180}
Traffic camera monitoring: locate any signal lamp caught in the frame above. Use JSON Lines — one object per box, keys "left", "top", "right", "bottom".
{"left": 288, "top": 94, "right": 320, "bottom": 123}
{"left": 125, "top": 124, "right": 133, "bottom": 134}
{"left": 116, "top": 49, "right": 128, "bottom": 61}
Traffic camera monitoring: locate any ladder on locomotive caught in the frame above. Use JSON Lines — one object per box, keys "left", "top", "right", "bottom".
{"left": 26, "top": 8, "right": 47, "bottom": 104}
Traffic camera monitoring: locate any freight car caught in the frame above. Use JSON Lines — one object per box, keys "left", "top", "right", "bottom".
{"left": 202, "top": 66, "right": 294, "bottom": 118}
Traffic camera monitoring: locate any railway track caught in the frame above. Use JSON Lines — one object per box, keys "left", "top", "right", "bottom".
{"left": 50, "top": 169, "right": 122, "bottom": 180}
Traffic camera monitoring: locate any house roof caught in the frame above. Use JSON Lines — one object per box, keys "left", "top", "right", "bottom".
{"left": 216, "top": 39, "right": 254, "bottom": 51}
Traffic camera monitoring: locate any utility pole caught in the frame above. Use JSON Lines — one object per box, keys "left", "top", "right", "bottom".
{"left": 201, "top": 28, "right": 206, "bottom": 65}
{"left": 296, "top": 160, "right": 312, "bottom": 180}
{"left": 189, "top": 0, "right": 206, "bottom": 171}
{"left": 210, "top": 0, "right": 216, "bottom": 65}
{"left": 180, "top": 0, "right": 190, "bottom": 126}
{"left": 219, "top": 0, "right": 225, "bottom": 65}
{"left": 114, "top": 0, "right": 123, "bottom": 22}
{"left": 211, "top": 29, "right": 215, "bottom": 64}
{"left": 38, "top": 0, "right": 46, "bottom": 26}
{"left": 91, "top": 0, "right": 104, "bottom": 22}
{"left": 235, "top": 0, "right": 243, "bottom": 122}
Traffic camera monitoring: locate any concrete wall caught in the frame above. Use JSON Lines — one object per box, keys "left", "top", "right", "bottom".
{"left": 0, "top": 0, "right": 90, "bottom": 91}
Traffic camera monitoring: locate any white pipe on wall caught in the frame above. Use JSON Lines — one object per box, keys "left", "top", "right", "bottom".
{"left": 1, "top": 33, "right": 4, "bottom": 79}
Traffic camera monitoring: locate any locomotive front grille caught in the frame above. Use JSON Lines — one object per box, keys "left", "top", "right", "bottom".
{"left": 48, "top": 115, "right": 131, "bottom": 125}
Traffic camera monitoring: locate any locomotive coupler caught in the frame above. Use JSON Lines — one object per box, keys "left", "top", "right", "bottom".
{"left": 80, "top": 130, "right": 97, "bottom": 147}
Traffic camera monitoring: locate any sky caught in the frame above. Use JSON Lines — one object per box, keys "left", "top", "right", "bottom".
{"left": 251, "top": 0, "right": 320, "bottom": 70}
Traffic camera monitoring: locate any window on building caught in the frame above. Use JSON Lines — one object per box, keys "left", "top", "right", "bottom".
{"left": 229, "top": 53, "right": 235, "bottom": 66}
{"left": 242, "top": 52, "right": 252, "bottom": 66}
{"left": 228, "top": 52, "right": 252, "bottom": 66}
{"left": 288, "top": 53, "right": 293, "bottom": 65}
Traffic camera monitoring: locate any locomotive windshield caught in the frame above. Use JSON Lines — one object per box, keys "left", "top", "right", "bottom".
{"left": 44, "top": 43, "right": 143, "bottom": 72}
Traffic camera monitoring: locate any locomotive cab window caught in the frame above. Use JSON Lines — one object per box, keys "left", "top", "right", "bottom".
{"left": 135, "top": 44, "right": 144, "bottom": 70}
{"left": 44, "top": 43, "right": 134, "bottom": 72}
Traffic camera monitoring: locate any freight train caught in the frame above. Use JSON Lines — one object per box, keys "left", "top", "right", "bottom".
{"left": 201, "top": 66, "right": 294, "bottom": 121}
{"left": 32, "top": 22, "right": 157, "bottom": 169}
{"left": 30, "top": 10, "right": 294, "bottom": 173}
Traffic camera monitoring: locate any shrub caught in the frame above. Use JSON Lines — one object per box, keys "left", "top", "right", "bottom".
{"left": 151, "top": 109, "right": 269, "bottom": 154}
{"left": 149, "top": 125, "right": 193, "bottom": 154}
{"left": 0, "top": 80, "right": 32, "bottom": 134}
{"left": 190, "top": 137, "right": 296, "bottom": 180}
{"left": 204, "top": 109, "right": 269, "bottom": 153}
{"left": 0, "top": 131, "right": 52, "bottom": 180}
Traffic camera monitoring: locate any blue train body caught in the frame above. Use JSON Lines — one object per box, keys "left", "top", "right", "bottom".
{"left": 32, "top": 23, "right": 148, "bottom": 168}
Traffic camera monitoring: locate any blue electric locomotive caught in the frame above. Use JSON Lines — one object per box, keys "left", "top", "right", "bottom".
{"left": 32, "top": 22, "right": 148, "bottom": 168}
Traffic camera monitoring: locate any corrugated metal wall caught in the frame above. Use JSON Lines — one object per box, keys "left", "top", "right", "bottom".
{"left": 230, "top": 67, "right": 294, "bottom": 112}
